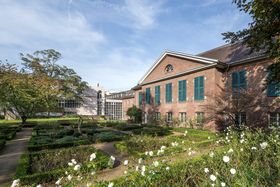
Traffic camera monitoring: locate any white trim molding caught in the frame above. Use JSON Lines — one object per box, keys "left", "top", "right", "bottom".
{"left": 138, "top": 51, "right": 219, "bottom": 84}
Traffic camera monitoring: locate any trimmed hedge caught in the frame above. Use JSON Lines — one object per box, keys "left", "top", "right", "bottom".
{"left": 28, "top": 139, "right": 90, "bottom": 151}
{"left": 0, "top": 139, "right": 5, "bottom": 151}
{"left": 132, "top": 126, "right": 172, "bottom": 136}
{"left": 114, "top": 124, "right": 143, "bottom": 131}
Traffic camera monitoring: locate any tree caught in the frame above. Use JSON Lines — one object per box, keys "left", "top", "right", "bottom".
{"left": 126, "top": 105, "right": 142, "bottom": 123}
{"left": 20, "top": 49, "right": 88, "bottom": 116}
{"left": 222, "top": 0, "right": 280, "bottom": 84}
{"left": 0, "top": 49, "right": 88, "bottom": 123}
{"left": 0, "top": 67, "right": 45, "bottom": 123}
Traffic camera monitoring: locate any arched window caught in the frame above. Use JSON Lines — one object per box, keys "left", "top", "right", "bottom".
{"left": 165, "top": 64, "right": 173, "bottom": 73}
{"left": 97, "top": 91, "right": 102, "bottom": 99}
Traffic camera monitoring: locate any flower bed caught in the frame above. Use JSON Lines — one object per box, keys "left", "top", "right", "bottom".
{"left": 14, "top": 146, "right": 110, "bottom": 185}
{"left": 115, "top": 129, "right": 216, "bottom": 158}
{"left": 97, "top": 127, "right": 280, "bottom": 187}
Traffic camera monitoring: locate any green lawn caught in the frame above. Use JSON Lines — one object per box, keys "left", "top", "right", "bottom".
{"left": 0, "top": 117, "right": 78, "bottom": 124}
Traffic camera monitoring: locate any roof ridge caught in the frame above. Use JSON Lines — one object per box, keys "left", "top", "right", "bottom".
{"left": 197, "top": 42, "right": 235, "bottom": 56}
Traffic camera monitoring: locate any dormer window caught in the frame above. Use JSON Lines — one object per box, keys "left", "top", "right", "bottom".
{"left": 165, "top": 64, "right": 173, "bottom": 73}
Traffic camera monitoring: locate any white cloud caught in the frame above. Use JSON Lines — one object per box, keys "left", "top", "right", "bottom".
{"left": 123, "top": 0, "right": 162, "bottom": 29}
{"left": 0, "top": 1, "right": 105, "bottom": 50}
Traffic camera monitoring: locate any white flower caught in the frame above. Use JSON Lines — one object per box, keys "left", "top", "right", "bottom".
{"left": 36, "top": 185, "right": 42, "bottom": 187}
{"left": 240, "top": 139, "right": 244, "bottom": 143}
{"left": 223, "top": 156, "right": 230, "bottom": 163}
{"left": 124, "top": 170, "right": 127, "bottom": 174}
{"left": 221, "top": 182, "right": 226, "bottom": 186}
{"left": 11, "top": 179, "right": 20, "bottom": 187}
{"left": 90, "top": 153, "right": 96, "bottom": 161}
{"left": 160, "top": 145, "right": 166, "bottom": 150}
{"left": 145, "top": 151, "right": 148, "bottom": 155}
{"left": 74, "top": 164, "right": 81, "bottom": 171}
{"left": 166, "top": 166, "right": 170, "bottom": 170}
{"left": 208, "top": 136, "right": 211, "bottom": 139}
{"left": 153, "top": 161, "right": 159, "bottom": 167}
{"left": 91, "top": 171, "right": 96, "bottom": 175}
{"left": 108, "top": 182, "right": 114, "bottom": 187}
{"left": 210, "top": 174, "right": 216, "bottom": 181}
{"left": 260, "top": 142, "right": 268, "bottom": 149}
{"left": 67, "top": 175, "right": 72, "bottom": 181}
{"left": 55, "top": 177, "right": 63, "bottom": 185}
{"left": 71, "top": 159, "right": 77, "bottom": 165}
{"left": 204, "top": 168, "right": 209, "bottom": 173}
{"left": 251, "top": 147, "right": 257, "bottom": 150}
{"left": 240, "top": 148, "right": 244, "bottom": 151}
{"left": 110, "top": 156, "right": 116, "bottom": 161}
{"left": 149, "top": 151, "right": 153, "bottom": 156}
{"left": 228, "top": 148, "right": 233, "bottom": 153}
{"left": 68, "top": 162, "right": 73, "bottom": 166}
{"left": 135, "top": 165, "right": 139, "bottom": 171}
{"left": 138, "top": 158, "right": 143, "bottom": 164}
{"left": 141, "top": 170, "right": 145, "bottom": 176}
{"left": 171, "top": 142, "right": 178, "bottom": 147}
{"left": 141, "top": 165, "right": 146, "bottom": 171}
{"left": 230, "top": 168, "right": 236, "bottom": 175}
{"left": 185, "top": 130, "right": 188, "bottom": 134}
{"left": 209, "top": 151, "right": 214, "bottom": 157}
{"left": 124, "top": 160, "right": 128, "bottom": 166}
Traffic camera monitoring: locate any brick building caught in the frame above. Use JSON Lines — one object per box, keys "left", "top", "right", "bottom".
{"left": 129, "top": 43, "right": 280, "bottom": 129}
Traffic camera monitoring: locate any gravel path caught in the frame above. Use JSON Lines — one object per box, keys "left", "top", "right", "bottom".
{"left": 0, "top": 128, "right": 32, "bottom": 185}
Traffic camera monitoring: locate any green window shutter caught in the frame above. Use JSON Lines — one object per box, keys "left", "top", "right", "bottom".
{"left": 267, "top": 82, "right": 280, "bottom": 97}
{"left": 146, "top": 88, "right": 151, "bottom": 104}
{"left": 178, "top": 80, "right": 186, "bottom": 102}
{"left": 194, "top": 76, "right": 204, "bottom": 100}
{"left": 267, "top": 71, "right": 280, "bottom": 97}
{"left": 166, "top": 83, "right": 172, "bottom": 103}
{"left": 199, "top": 76, "right": 204, "bottom": 100}
{"left": 239, "top": 70, "right": 247, "bottom": 89}
{"left": 232, "top": 72, "right": 238, "bottom": 89}
{"left": 138, "top": 92, "right": 142, "bottom": 106}
{"left": 155, "top": 85, "right": 160, "bottom": 105}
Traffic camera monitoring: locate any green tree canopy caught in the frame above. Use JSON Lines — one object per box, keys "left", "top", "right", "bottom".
{"left": 126, "top": 105, "right": 142, "bottom": 123}
{"left": 0, "top": 49, "right": 88, "bottom": 123}
{"left": 222, "top": 0, "right": 280, "bottom": 84}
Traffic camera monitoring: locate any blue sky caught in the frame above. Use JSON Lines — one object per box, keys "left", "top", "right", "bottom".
{"left": 0, "top": 0, "right": 251, "bottom": 91}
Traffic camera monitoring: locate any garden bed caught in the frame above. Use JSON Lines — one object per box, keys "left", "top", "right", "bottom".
{"left": 14, "top": 145, "right": 110, "bottom": 185}
{"left": 96, "top": 128, "right": 280, "bottom": 187}
{"left": 115, "top": 128, "right": 216, "bottom": 157}
{"left": 28, "top": 123, "right": 128, "bottom": 151}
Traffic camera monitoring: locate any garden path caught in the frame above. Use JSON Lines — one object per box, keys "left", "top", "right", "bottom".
{"left": 94, "top": 141, "right": 129, "bottom": 182}
{"left": 0, "top": 128, "right": 32, "bottom": 185}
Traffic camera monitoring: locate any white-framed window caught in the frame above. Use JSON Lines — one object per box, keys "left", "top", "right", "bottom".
{"left": 155, "top": 112, "right": 161, "bottom": 121}
{"left": 58, "top": 99, "right": 81, "bottom": 108}
{"left": 269, "top": 113, "right": 279, "bottom": 126}
{"left": 179, "top": 112, "right": 187, "bottom": 123}
{"left": 195, "top": 112, "right": 205, "bottom": 124}
{"left": 166, "top": 112, "right": 173, "bottom": 123}
{"left": 235, "top": 113, "right": 246, "bottom": 126}
{"left": 165, "top": 64, "right": 174, "bottom": 73}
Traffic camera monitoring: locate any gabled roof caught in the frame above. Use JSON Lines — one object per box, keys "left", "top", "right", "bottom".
{"left": 198, "top": 42, "right": 267, "bottom": 64}
{"left": 138, "top": 51, "right": 219, "bottom": 84}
